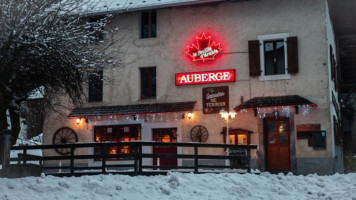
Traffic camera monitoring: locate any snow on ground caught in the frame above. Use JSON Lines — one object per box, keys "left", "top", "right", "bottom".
{"left": 1, "top": 172, "right": 356, "bottom": 200}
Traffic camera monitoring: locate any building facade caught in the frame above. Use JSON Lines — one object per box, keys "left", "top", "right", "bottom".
{"left": 43, "top": 0, "right": 343, "bottom": 174}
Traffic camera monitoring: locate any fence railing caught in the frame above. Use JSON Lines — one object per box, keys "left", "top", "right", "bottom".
{"left": 10, "top": 141, "right": 257, "bottom": 176}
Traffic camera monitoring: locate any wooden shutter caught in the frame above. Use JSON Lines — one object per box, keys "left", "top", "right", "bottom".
{"left": 330, "top": 45, "right": 336, "bottom": 81}
{"left": 336, "top": 64, "right": 341, "bottom": 93}
{"left": 287, "top": 37, "right": 298, "bottom": 74}
{"left": 248, "top": 40, "right": 261, "bottom": 76}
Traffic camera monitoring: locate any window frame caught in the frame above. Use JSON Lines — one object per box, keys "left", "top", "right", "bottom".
{"left": 88, "top": 70, "right": 103, "bottom": 102}
{"left": 140, "top": 67, "right": 156, "bottom": 100}
{"left": 140, "top": 10, "right": 157, "bottom": 39}
{"left": 258, "top": 33, "right": 290, "bottom": 81}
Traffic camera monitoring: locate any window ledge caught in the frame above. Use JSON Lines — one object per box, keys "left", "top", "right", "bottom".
{"left": 259, "top": 74, "right": 291, "bottom": 81}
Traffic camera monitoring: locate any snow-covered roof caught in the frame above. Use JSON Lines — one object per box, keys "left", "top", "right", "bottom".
{"left": 86, "top": 0, "right": 225, "bottom": 15}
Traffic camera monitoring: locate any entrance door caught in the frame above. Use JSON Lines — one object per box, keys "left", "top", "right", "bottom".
{"left": 152, "top": 128, "right": 177, "bottom": 169}
{"left": 264, "top": 118, "right": 290, "bottom": 171}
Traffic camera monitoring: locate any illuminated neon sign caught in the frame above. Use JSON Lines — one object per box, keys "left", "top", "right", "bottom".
{"left": 186, "top": 33, "right": 222, "bottom": 62}
{"left": 175, "top": 70, "right": 235, "bottom": 86}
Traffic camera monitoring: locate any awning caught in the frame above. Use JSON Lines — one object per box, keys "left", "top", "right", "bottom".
{"left": 234, "top": 95, "right": 317, "bottom": 111}
{"left": 68, "top": 101, "right": 196, "bottom": 117}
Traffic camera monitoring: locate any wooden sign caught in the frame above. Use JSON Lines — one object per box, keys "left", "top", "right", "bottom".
{"left": 296, "top": 124, "right": 320, "bottom": 132}
{"left": 202, "top": 86, "right": 229, "bottom": 114}
{"left": 296, "top": 124, "right": 325, "bottom": 149}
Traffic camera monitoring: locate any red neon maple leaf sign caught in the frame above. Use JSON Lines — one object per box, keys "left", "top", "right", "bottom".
{"left": 186, "top": 33, "right": 222, "bottom": 62}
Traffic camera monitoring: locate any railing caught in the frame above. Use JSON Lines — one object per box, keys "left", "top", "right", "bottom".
{"left": 10, "top": 142, "right": 257, "bottom": 176}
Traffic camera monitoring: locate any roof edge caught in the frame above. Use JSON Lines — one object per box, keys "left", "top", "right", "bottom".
{"left": 85, "top": 0, "right": 226, "bottom": 16}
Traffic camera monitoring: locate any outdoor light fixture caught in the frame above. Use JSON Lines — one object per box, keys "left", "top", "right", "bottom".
{"left": 219, "top": 108, "right": 236, "bottom": 121}
{"left": 187, "top": 112, "right": 193, "bottom": 119}
{"left": 219, "top": 108, "right": 237, "bottom": 166}
{"left": 76, "top": 118, "right": 81, "bottom": 124}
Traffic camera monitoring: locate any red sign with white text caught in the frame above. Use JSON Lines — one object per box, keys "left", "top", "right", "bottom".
{"left": 186, "top": 33, "right": 222, "bottom": 62}
{"left": 175, "top": 70, "right": 235, "bottom": 86}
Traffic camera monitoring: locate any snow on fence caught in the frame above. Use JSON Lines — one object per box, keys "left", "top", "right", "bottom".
{"left": 7, "top": 142, "right": 257, "bottom": 177}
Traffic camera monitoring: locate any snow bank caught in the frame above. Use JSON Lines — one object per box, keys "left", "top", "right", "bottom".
{"left": 1, "top": 172, "right": 356, "bottom": 200}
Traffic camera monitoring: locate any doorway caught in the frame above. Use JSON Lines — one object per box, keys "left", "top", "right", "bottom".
{"left": 264, "top": 118, "right": 291, "bottom": 172}
{"left": 152, "top": 128, "right": 177, "bottom": 169}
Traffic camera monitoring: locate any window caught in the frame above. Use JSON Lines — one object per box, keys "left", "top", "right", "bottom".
{"left": 249, "top": 33, "right": 298, "bottom": 80}
{"left": 222, "top": 129, "right": 251, "bottom": 145}
{"left": 94, "top": 125, "right": 141, "bottom": 160}
{"left": 141, "top": 10, "right": 156, "bottom": 38}
{"left": 89, "top": 17, "right": 105, "bottom": 42}
{"left": 152, "top": 128, "right": 177, "bottom": 143}
{"left": 140, "top": 67, "right": 156, "bottom": 99}
{"left": 88, "top": 71, "right": 103, "bottom": 102}
{"left": 264, "top": 40, "right": 286, "bottom": 75}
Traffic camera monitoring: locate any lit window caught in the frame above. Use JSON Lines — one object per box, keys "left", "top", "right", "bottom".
{"left": 94, "top": 125, "right": 141, "bottom": 160}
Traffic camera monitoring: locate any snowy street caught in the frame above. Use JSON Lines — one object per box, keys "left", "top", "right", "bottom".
{"left": 1, "top": 172, "right": 355, "bottom": 200}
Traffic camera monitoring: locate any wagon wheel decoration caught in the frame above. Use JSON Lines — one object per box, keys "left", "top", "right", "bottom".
{"left": 190, "top": 125, "right": 209, "bottom": 142}
{"left": 52, "top": 127, "right": 78, "bottom": 155}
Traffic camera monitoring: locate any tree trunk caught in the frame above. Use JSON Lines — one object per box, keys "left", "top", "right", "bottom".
{"left": 9, "top": 107, "right": 20, "bottom": 146}
{"left": 0, "top": 106, "right": 8, "bottom": 131}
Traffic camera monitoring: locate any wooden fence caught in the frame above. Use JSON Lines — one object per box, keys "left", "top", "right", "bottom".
{"left": 10, "top": 141, "right": 257, "bottom": 177}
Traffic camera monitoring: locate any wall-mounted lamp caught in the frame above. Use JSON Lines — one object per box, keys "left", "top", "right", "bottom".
{"left": 76, "top": 117, "right": 89, "bottom": 124}
{"left": 187, "top": 112, "right": 193, "bottom": 120}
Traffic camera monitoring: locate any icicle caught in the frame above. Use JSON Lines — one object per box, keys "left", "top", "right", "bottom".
{"left": 257, "top": 108, "right": 261, "bottom": 118}
{"left": 302, "top": 105, "right": 310, "bottom": 116}
{"left": 263, "top": 108, "right": 266, "bottom": 118}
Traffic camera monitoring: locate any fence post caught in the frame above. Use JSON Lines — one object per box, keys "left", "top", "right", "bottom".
{"left": 70, "top": 146, "right": 74, "bottom": 176}
{"left": 23, "top": 147, "right": 27, "bottom": 164}
{"left": 133, "top": 143, "right": 138, "bottom": 176}
{"left": 1, "top": 130, "right": 12, "bottom": 173}
{"left": 194, "top": 145, "right": 198, "bottom": 174}
{"left": 138, "top": 143, "right": 142, "bottom": 175}
{"left": 247, "top": 148, "right": 251, "bottom": 173}
{"left": 101, "top": 146, "right": 106, "bottom": 174}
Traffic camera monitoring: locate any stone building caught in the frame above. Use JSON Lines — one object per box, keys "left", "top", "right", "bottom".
{"left": 43, "top": 0, "right": 343, "bottom": 174}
